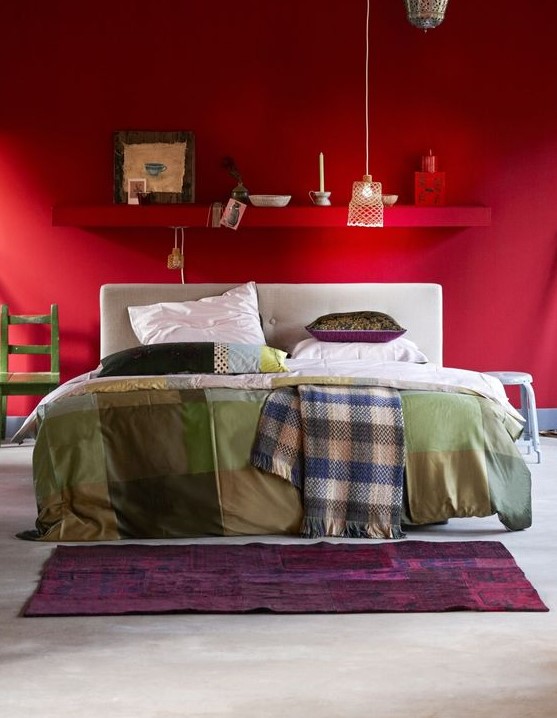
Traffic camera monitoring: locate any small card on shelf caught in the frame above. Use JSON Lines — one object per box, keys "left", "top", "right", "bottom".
{"left": 220, "top": 199, "right": 247, "bottom": 230}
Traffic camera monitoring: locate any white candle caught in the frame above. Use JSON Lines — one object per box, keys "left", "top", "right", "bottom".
{"left": 319, "top": 152, "right": 325, "bottom": 192}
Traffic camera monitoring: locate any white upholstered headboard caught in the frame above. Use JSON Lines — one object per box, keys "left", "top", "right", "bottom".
{"left": 100, "top": 283, "right": 443, "bottom": 365}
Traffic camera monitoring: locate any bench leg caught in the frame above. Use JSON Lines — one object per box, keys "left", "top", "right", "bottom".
{"left": 520, "top": 383, "right": 541, "bottom": 464}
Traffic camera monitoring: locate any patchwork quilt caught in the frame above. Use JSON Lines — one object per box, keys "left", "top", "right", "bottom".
{"left": 23, "top": 376, "right": 531, "bottom": 541}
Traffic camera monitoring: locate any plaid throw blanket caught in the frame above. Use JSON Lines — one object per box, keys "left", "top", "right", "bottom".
{"left": 251, "top": 385, "right": 405, "bottom": 539}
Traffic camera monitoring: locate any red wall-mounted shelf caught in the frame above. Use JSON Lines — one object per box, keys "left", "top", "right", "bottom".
{"left": 52, "top": 204, "right": 492, "bottom": 229}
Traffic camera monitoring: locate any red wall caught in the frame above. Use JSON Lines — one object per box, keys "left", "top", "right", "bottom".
{"left": 1, "top": 0, "right": 556, "bottom": 413}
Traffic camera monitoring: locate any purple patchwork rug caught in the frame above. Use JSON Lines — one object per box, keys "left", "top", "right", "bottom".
{"left": 22, "top": 540, "right": 548, "bottom": 616}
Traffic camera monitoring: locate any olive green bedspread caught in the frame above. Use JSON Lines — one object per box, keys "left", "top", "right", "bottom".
{"left": 27, "top": 385, "right": 531, "bottom": 541}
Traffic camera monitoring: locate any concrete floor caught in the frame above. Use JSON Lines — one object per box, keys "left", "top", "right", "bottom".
{"left": 1, "top": 438, "right": 556, "bottom": 718}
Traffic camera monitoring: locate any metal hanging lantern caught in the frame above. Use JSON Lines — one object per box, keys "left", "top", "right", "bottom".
{"left": 404, "top": 0, "right": 449, "bottom": 30}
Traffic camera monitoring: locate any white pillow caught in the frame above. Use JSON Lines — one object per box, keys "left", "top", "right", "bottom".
{"left": 290, "top": 336, "right": 428, "bottom": 363}
{"left": 128, "top": 282, "right": 266, "bottom": 345}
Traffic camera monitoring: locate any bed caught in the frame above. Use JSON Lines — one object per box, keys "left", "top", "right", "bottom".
{"left": 19, "top": 282, "right": 531, "bottom": 542}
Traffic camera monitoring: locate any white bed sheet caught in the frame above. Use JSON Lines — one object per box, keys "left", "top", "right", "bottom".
{"left": 13, "top": 359, "right": 522, "bottom": 442}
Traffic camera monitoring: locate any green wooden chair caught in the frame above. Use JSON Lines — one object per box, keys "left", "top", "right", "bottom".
{"left": 0, "top": 304, "right": 60, "bottom": 440}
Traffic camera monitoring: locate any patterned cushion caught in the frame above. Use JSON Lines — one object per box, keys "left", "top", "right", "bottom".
{"left": 98, "top": 342, "right": 288, "bottom": 377}
{"left": 305, "top": 311, "right": 406, "bottom": 343}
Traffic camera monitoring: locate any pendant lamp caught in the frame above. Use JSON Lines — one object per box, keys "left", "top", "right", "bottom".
{"left": 347, "top": 0, "right": 383, "bottom": 228}
{"left": 404, "top": 0, "right": 449, "bottom": 30}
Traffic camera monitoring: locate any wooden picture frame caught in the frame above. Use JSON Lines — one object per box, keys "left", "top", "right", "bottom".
{"left": 114, "top": 130, "right": 195, "bottom": 204}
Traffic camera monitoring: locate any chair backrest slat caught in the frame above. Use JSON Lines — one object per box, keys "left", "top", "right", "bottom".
{"left": 9, "top": 315, "right": 52, "bottom": 325}
{"left": 10, "top": 345, "right": 53, "bottom": 355}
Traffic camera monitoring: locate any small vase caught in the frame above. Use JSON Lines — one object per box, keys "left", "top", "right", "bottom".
{"left": 231, "top": 182, "right": 249, "bottom": 203}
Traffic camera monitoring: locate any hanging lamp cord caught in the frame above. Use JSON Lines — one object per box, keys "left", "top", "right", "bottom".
{"left": 365, "top": 0, "right": 370, "bottom": 176}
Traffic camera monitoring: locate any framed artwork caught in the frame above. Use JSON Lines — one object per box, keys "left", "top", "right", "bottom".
{"left": 114, "top": 130, "right": 195, "bottom": 204}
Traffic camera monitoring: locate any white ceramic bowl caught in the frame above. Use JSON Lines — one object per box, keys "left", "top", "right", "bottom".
{"left": 381, "top": 194, "right": 399, "bottom": 207}
{"left": 249, "top": 195, "right": 291, "bottom": 207}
